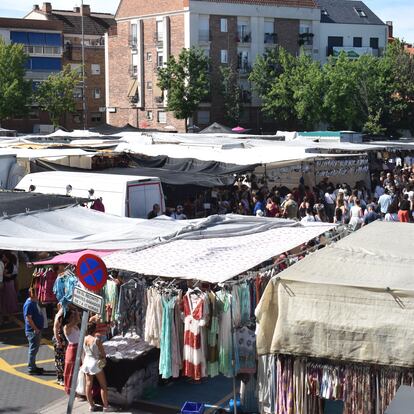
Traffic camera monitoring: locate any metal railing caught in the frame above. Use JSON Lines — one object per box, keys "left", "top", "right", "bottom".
{"left": 24, "top": 45, "right": 62, "bottom": 56}
{"left": 264, "top": 33, "right": 277, "bottom": 44}
{"left": 237, "top": 32, "right": 251, "bottom": 43}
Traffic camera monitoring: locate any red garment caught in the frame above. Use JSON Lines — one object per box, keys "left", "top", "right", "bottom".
{"left": 398, "top": 210, "right": 410, "bottom": 223}
{"left": 64, "top": 343, "right": 78, "bottom": 395}
{"left": 39, "top": 270, "right": 57, "bottom": 304}
{"left": 91, "top": 199, "right": 105, "bottom": 212}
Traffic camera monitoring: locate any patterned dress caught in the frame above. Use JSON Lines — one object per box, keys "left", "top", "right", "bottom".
{"left": 182, "top": 290, "right": 209, "bottom": 380}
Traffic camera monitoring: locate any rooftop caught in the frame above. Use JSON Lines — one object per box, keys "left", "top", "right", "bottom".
{"left": 28, "top": 3, "right": 115, "bottom": 36}
{"left": 192, "top": 0, "right": 318, "bottom": 7}
{"left": 316, "top": 0, "right": 385, "bottom": 25}
{"left": 0, "top": 17, "right": 62, "bottom": 31}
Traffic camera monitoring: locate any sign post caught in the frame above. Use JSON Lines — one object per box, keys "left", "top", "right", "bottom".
{"left": 66, "top": 254, "right": 108, "bottom": 414}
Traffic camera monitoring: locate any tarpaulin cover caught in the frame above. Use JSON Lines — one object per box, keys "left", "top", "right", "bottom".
{"left": 127, "top": 154, "right": 259, "bottom": 176}
{"left": 103, "top": 222, "right": 333, "bottom": 282}
{"left": 0, "top": 191, "right": 86, "bottom": 215}
{"left": 32, "top": 250, "right": 116, "bottom": 265}
{"left": 255, "top": 221, "right": 414, "bottom": 367}
{"left": 29, "top": 160, "right": 236, "bottom": 187}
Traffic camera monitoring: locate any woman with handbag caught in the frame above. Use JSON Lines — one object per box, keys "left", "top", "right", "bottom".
{"left": 81, "top": 322, "right": 115, "bottom": 412}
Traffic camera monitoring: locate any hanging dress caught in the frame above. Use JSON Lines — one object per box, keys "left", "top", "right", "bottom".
{"left": 182, "top": 290, "right": 209, "bottom": 380}
{"left": 217, "top": 290, "right": 233, "bottom": 377}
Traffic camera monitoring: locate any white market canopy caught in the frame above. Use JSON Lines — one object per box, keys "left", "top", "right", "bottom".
{"left": 103, "top": 222, "right": 333, "bottom": 283}
{"left": 0, "top": 206, "right": 332, "bottom": 282}
{"left": 256, "top": 221, "right": 414, "bottom": 367}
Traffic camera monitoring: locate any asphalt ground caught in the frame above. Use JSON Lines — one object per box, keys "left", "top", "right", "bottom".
{"left": 0, "top": 313, "right": 64, "bottom": 414}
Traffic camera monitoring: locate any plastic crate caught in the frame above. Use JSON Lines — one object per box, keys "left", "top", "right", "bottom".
{"left": 181, "top": 401, "right": 205, "bottom": 414}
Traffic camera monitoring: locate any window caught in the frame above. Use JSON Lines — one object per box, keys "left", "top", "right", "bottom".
{"left": 354, "top": 8, "right": 367, "bottom": 18}
{"left": 156, "top": 20, "right": 163, "bottom": 43}
{"left": 157, "top": 52, "right": 164, "bottom": 67}
{"left": 197, "top": 110, "right": 210, "bottom": 125}
{"left": 238, "top": 51, "right": 249, "bottom": 72}
{"left": 237, "top": 19, "right": 250, "bottom": 43}
{"left": 370, "top": 37, "right": 379, "bottom": 49}
{"left": 91, "top": 64, "right": 100, "bottom": 75}
{"left": 73, "top": 112, "right": 82, "bottom": 124}
{"left": 93, "top": 87, "right": 101, "bottom": 99}
{"left": 221, "top": 49, "right": 228, "bottom": 64}
{"left": 199, "top": 15, "right": 210, "bottom": 42}
{"left": 91, "top": 112, "right": 102, "bottom": 123}
{"left": 130, "top": 23, "right": 138, "bottom": 45}
{"left": 157, "top": 110, "right": 167, "bottom": 123}
{"left": 146, "top": 111, "right": 153, "bottom": 120}
{"left": 321, "top": 8, "right": 329, "bottom": 16}
{"left": 353, "top": 37, "right": 362, "bottom": 48}
{"left": 132, "top": 65, "right": 138, "bottom": 75}
{"left": 73, "top": 87, "right": 83, "bottom": 99}
{"left": 264, "top": 20, "right": 276, "bottom": 43}
{"left": 220, "top": 18, "right": 228, "bottom": 33}
{"left": 146, "top": 52, "right": 152, "bottom": 61}
{"left": 327, "top": 36, "right": 343, "bottom": 55}
{"left": 147, "top": 81, "right": 153, "bottom": 90}
{"left": 70, "top": 63, "right": 82, "bottom": 73}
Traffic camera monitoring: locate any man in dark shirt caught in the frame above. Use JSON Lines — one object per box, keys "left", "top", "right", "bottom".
{"left": 363, "top": 204, "right": 380, "bottom": 226}
{"left": 147, "top": 203, "right": 160, "bottom": 219}
{"left": 23, "top": 287, "right": 44, "bottom": 374}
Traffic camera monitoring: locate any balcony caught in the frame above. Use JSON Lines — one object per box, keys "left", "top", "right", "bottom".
{"left": 24, "top": 45, "right": 62, "bottom": 57}
{"left": 264, "top": 33, "right": 278, "bottom": 44}
{"left": 128, "top": 36, "right": 138, "bottom": 50}
{"left": 298, "top": 32, "right": 314, "bottom": 47}
{"left": 329, "top": 46, "right": 378, "bottom": 58}
{"left": 199, "top": 29, "right": 210, "bottom": 42}
{"left": 154, "top": 34, "right": 163, "bottom": 48}
{"left": 237, "top": 63, "right": 252, "bottom": 75}
{"left": 237, "top": 32, "right": 251, "bottom": 44}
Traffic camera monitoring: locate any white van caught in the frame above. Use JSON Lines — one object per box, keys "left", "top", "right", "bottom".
{"left": 16, "top": 171, "right": 165, "bottom": 218}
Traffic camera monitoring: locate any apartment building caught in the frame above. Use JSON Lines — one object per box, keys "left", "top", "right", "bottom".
{"left": 0, "top": 17, "right": 63, "bottom": 133}
{"left": 26, "top": 3, "right": 115, "bottom": 130}
{"left": 316, "top": 0, "right": 387, "bottom": 63}
{"left": 106, "top": 0, "right": 387, "bottom": 132}
{"left": 107, "top": 0, "right": 321, "bottom": 132}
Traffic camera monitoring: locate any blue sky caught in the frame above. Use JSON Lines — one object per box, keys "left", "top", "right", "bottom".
{"left": 1, "top": 0, "right": 413, "bottom": 42}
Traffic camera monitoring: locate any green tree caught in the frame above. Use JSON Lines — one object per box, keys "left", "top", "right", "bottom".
{"left": 157, "top": 47, "right": 209, "bottom": 132}
{"left": 220, "top": 65, "right": 243, "bottom": 125}
{"left": 35, "top": 65, "right": 81, "bottom": 128}
{"left": 0, "top": 38, "right": 31, "bottom": 125}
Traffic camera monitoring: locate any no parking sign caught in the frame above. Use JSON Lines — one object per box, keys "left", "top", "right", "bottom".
{"left": 76, "top": 253, "right": 108, "bottom": 292}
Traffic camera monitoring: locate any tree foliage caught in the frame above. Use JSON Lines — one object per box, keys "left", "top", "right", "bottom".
{"left": 250, "top": 42, "right": 414, "bottom": 135}
{"left": 220, "top": 65, "right": 243, "bottom": 125}
{"left": 157, "top": 47, "right": 210, "bottom": 131}
{"left": 35, "top": 65, "right": 81, "bottom": 128}
{"left": 0, "top": 38, "right": 31, "bottom": 124}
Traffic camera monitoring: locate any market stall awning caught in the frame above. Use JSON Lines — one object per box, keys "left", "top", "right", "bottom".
{"left": 32, "top": 249, "right": 116, "bottom": 265}
{"left": 103, "top": 222, "right": 334, "bottom": 283}
{"left": 0, "top": 206, "right": 330, "bottom": 253}
{"left": 255, "top": 221, "right": 414, "bottom": 367}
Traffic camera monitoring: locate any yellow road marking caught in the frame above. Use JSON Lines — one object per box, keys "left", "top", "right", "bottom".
{"left": 12, "top": 358, "right": 54, "bottom": 368}
{"left": 0, "top": 345, "right": 23, "bottom": 351}
{"left": 0, "top": 357, "right": 63, "bottom": 391}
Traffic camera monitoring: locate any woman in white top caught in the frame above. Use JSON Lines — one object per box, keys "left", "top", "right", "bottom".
{"left": 81, "top": 322, "right": 114, "bottom": 412}
{"left": 349, "top": 199, "right": 363, "bottom": 230}
{"left": 62, "top": 309, "right": 80, "bottom": 395}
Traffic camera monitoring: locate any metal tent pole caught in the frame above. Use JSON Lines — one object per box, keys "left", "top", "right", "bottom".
{"left": 229, "top": 291, "right": 237, "bottom": 414}
{"left": 81, "top": 0, "right": 87, "bottom": 130}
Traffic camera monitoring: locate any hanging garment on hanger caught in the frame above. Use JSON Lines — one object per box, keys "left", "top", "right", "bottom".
{"left": 182, "top": 289, "right": 209, "bottom": 380}
{"left": 235, "top": 326, "right": 256, "bottom": 375}
{"left": 207, "top": 291, "right": 219, "bottom": 378}
{"left": 144, "top": 287, "right": 163, "bottom": 348}
{"left": 102, "top": 279, "right": 119, "bottom": 323}
{"left": 39, "top": 268, "right": 58, "bottom": 304}
{"left": 159, "top": 295, "right": 177, "bottom": 379}
{"left": 217, "top": 289, "right": 233, "bottom": 377}
{"left": 116, "top": 279, "right": 146, "bottom": 336}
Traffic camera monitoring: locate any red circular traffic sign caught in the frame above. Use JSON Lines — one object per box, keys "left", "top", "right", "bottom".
{"left": 76, "top": 254, "right": 108, "bottom": 292}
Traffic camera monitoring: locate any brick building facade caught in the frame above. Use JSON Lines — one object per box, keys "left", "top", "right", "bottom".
{"left": 25, "top": 3, "right": 115, "bottom": 130}
{"left": 106, "top": 0, "right": 320, "bottom": 132}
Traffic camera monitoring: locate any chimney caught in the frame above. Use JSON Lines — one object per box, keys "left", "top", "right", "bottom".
{"left": 81, "top": 4, "right": 91, "bottom": 16}
{"left": 33, "top": 4, "right": 39, "bottom": 10}
{"left": 386, "top": 21, "right": 393, "bottom": 38}
{"left": 73, "top": 6, "right": 80, "bottom": 13}
{"left": 42, "top": 2, "right": 52, "bottom": 13}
